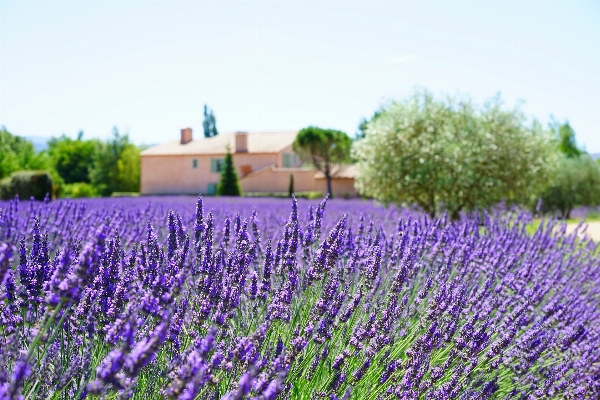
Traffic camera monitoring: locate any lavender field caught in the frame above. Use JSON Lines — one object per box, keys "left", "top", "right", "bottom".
{"left": 0, "top": 195, "right": 599, "bottom": 399}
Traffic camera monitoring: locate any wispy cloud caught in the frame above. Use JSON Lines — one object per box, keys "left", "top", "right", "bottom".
{"left": 393, "top": 54, "right": 420, "bottom": 64}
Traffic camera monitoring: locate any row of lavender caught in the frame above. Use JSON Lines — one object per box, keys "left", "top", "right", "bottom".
{"left": 0, "top": 195, "right": 599, "bottom": 399}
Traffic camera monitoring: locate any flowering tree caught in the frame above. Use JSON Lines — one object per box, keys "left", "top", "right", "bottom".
{"left": 352, "top": 90, "right": 558, "bottom": 218}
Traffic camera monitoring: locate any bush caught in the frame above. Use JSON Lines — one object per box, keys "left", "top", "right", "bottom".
{"left": 111, "top": 192, "right": 140, "bottom": 197}
{"left": 0, "top": 170, "right": 53, "bottom": 200}
{"left": 298, "top": 191, "right": 324, "bottom": 199}
{"left": 243, "top": 191, "right": 323, "bottom": 199}
{"left": 61, "top": 182, "right": 97, "bottom": 198}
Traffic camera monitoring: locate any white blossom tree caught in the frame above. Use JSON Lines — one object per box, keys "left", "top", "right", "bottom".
{"left": 352, "top": 90, "right": 558, "bottom": 218}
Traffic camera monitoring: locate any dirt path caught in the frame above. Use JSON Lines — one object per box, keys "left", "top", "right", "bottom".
{"left": 565, "top": 221, "right": 600, "bottom": 242}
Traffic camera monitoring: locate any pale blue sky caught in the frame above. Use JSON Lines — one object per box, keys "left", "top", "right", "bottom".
{"left": 1, "top": 1, "right": 599, "bottom": 151}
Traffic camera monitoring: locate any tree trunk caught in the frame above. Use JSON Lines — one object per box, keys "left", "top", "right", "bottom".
{"left": 325, "top": 168, "right": 333, "bottom": 198}
{"left": 451, "top": 209, "right": 460, "bottom": 221}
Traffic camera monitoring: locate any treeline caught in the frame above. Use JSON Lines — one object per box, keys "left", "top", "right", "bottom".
{"left": 0, "top": 127, "right": 141, "bottom": 199}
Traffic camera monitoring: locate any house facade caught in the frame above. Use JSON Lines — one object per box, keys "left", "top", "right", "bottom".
{"left": 140, "top": 128, "right": 358, "bottom": 197}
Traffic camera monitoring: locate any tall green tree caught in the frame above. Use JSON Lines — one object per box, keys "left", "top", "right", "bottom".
{"left": 551, "top": 120, "right": 582, "bottom": 158}
{"left": 116, "top": 144, "right": 141, "bottom": 192}
{"left": 536, "top": 121, "right": 600, "bottom": 218}
{"left": 288, "top": 174, "right": 294, "bottom": 197}
{"left": 89, "top": 128, "right": 141, "bottom": 196}
{"left": 217, "top": 147, "right": 241, "bottom": 196}
{"left": 538, "top": 155, "right": 600, "bottom": 219}
{"left": 356, "top": 110, "right": 382, "bottom": 139}
{"left": 203, "top": 105, "right": 219, "bottom": 138}
{"left": 293, "top": 126, "right": 352, "bottom": 197}
{"left": 352, "top": 90, "right": 557, "bottom": 218}
{"left": 48, "top": 131, "right": 98, "bottom": 184}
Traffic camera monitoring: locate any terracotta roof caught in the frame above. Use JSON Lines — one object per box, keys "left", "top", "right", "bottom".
{"left": 141, "top": 131, "right": 297, "bottom": 156}
{"left": 314, "top": 165, "right": 357, "bottom": 179}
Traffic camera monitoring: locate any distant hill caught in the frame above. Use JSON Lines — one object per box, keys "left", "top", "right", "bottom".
{"left": 23, "top": 136, "right": 49, "bottom": 152}
{"left": 591, "top": 153, "right": 600, "bottom": 160}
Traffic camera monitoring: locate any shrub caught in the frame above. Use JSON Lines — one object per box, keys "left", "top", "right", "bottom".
{"left": 111, "top": 192, "right": 140, "bottom": 197}
{"left": 0, "top": 170, "right": 53, "bottom": 200}
{"left": 61, "top": 182, "right": 98, "bottom": 198}
{"left": 242, "top": 191, "right": 323, "bottom": 199}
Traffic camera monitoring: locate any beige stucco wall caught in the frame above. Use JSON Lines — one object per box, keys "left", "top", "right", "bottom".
{"left": 141, "top": 153, "right": 279, "bottom": 194}
{"left": 316, "top": 178, "right": 358, "bottom": 198}
{"left": 240, "top": 168, "right": 318, "bottom": 193}
{"left": 240, "top": 168, "right": 358, "bottom": 197}
{"left": 232, "top": 153, "right": 279, "bottom": 174}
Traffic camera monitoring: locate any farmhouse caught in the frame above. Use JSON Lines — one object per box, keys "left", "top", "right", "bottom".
{"left": 140, "top": 128, "right": 358, "bottom": 197}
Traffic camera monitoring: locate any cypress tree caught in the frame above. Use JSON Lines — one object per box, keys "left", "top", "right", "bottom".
{"left": 217, "top": 147, "right": 241, "bottom": 196}
{"left": 203, "top": 105, "right": 219, "bottom": 138}
{"left": 288, "top": 174, "right": 294, "bottom": 197}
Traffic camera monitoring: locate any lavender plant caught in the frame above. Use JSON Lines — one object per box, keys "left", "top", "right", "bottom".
{"left": 0, "top": 195, "right": 599, "bottom": 399}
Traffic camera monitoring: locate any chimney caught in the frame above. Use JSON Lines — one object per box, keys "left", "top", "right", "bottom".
{"left": 181, "top": 127, "right": 193, "bottom": 144}
{"left": 235, "top": 131, "right": 248, "bottom": 153}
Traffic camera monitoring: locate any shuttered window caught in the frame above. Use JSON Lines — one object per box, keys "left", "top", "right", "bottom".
{"left": 211, "top": 158, "right": 224, "bottom": 173}
{"left": 283, "top": 153, "right": 293, "bottom": 168}
{"left": 207, "top": 183, "right": 217, "bottom": 195}
{"left": 192, "top": 159, "right": 198, "bottom": 169}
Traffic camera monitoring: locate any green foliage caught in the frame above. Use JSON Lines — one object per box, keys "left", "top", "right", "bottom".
{"left": 288, "top": 174, "right": 294, "bottom": 197}
{"left": 1, "top": 127, "right": 140, "bottom": 198}
{"left": 293, "top": 126, "right": 351, "bottom": 197}
{"left": 216, "top": 148, "right": 241, "bottom": 196}
{"left": 0, "top": 127, "right": 52, "bottom": 179}
{"left": 356, "top": 110, "right": 382, "bottom": 139}
{"left": 0, "top": 170, "right": 53, "bottom": 200}
{"left": 116, "top": 144, "right": 141, "bottom": 192}
{"left": 203, "top": 104, "right": 219, "bottom": 138}
{"left": 48, "top": 131, "right": 99, "bottom": 184}
{"left": 538, "top": 155, "right": 600, "bottom": 219}
{"left": 243, "top": 191, "right": 322, "bottom": 199}
{"left": 61, "top": 182, "right": 97, "bottom": 198}
{"left": 551, "top": 119, "right": 582, "bottom": 158}
{"left": 352, "top": 89, "right": 558, "bottom": 218}
{"left": 89, "top": 128, "right": 141, "bottom": 196}
{"left": 111, "top": 192, "right": 140, "bottom": 197}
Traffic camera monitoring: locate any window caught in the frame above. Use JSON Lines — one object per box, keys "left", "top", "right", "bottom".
{"left": 207, "top": 183, "right": 217, "bottom": 195}
{"left": 211, "top": 158, "right": 224, "bottom": 173}
{"left": 283, "top": 153, "right": 293, "bottom": 168}
{"left": 192, "top": 159, "right": 198, "bottom": 169}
